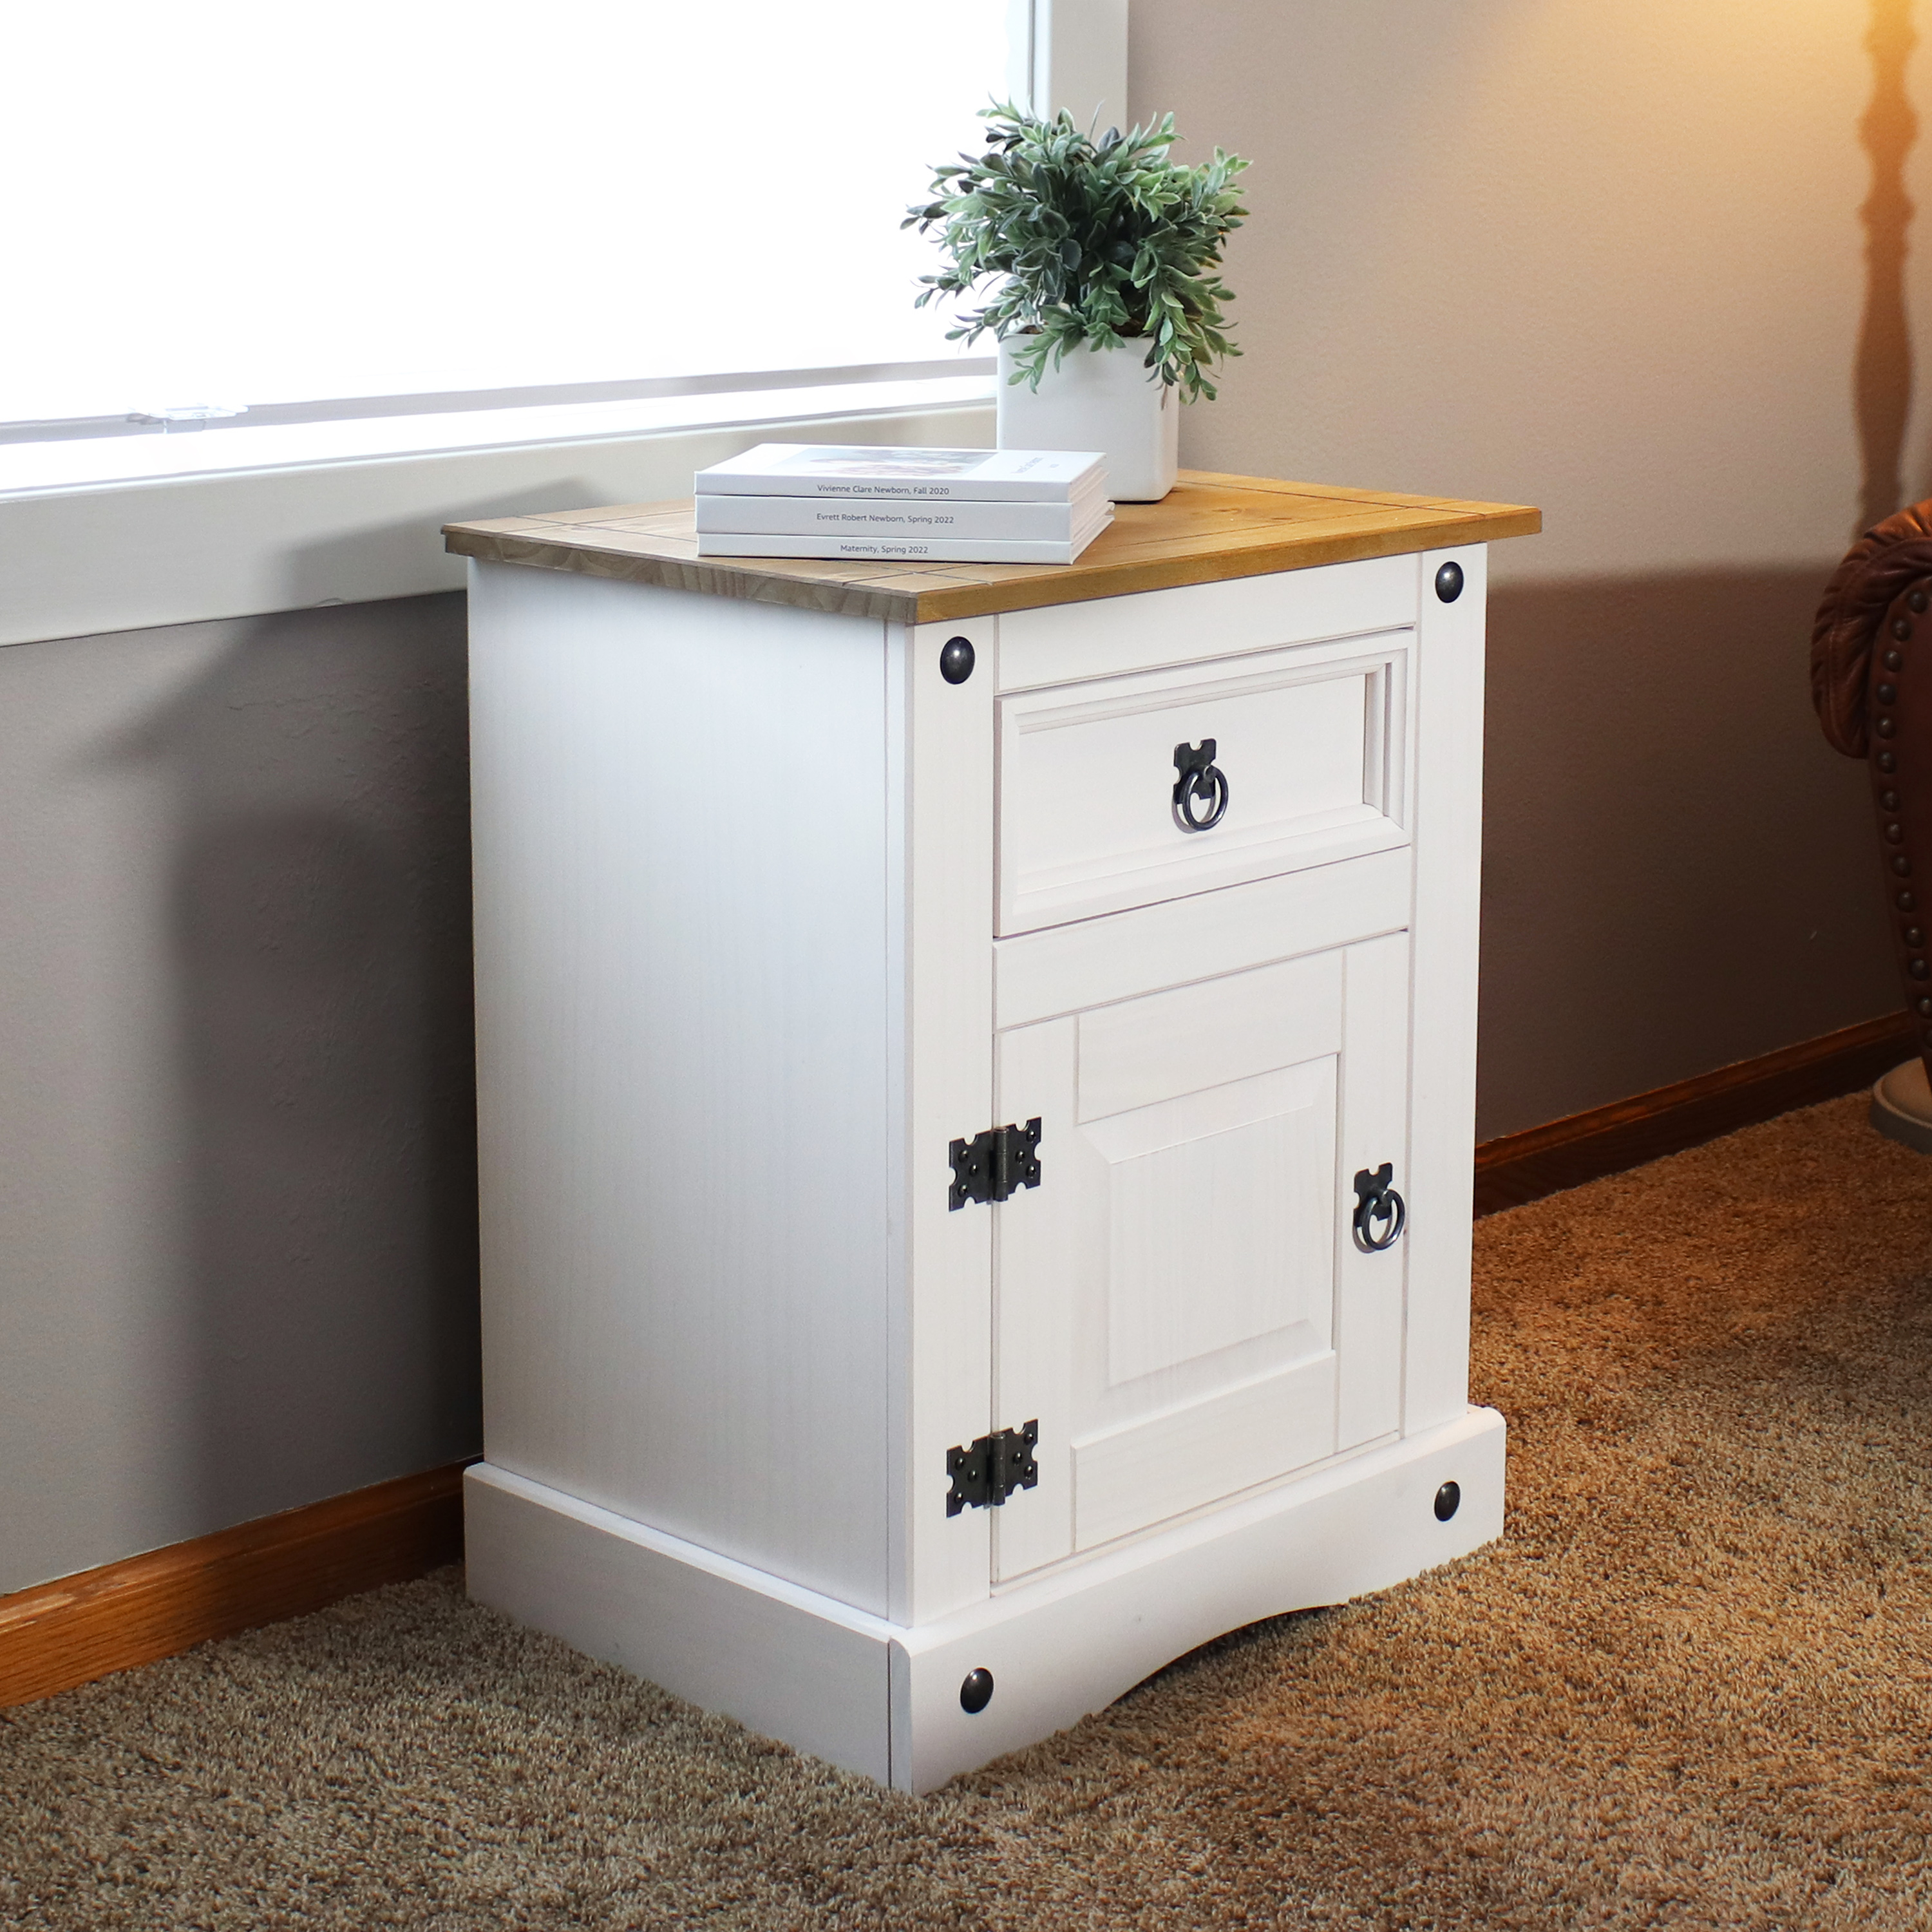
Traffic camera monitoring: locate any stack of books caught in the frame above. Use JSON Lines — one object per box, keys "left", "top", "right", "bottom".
{"left": 692, "top": 444, "right": 1111, "bottom": 565}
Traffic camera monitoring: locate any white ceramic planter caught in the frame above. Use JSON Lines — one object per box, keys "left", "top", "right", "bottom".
{"left": 996, "top": 337, "right": 1180, "bottom": 502}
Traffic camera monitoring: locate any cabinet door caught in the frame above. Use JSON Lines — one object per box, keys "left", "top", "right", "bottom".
{"left": 991, "top": 932, "right": 1410, "bottom": 1582}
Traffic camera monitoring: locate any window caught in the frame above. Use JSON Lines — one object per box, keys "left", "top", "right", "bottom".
{"left": 4, "top": 2, "right": 1028, "bottom": 432}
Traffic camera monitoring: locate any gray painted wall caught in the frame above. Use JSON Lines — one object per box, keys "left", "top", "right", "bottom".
{"left": 1133, "top": 0, "right": 1915, "bottom": 1135}
{"left": 0, "top": 594, "right": 479, "bottom": 1595}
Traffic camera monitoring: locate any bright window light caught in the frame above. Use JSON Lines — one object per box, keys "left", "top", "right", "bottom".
{"left": 2, "top": 2, "right": 1016, "bottom": 426}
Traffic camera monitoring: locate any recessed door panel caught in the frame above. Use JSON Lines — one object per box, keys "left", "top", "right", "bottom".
{"left": 1090, "top": 1062, "right": 1334, "bottom": 1387}
{"left": 990, "top": 934, "right": 1409, "bottom": 1584}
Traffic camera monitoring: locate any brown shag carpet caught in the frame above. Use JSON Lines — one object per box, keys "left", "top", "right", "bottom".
{"left": 5, "top": 1094, "right": 1932, "bottom": 1929}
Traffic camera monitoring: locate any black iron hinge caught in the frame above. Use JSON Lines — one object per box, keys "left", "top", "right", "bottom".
{"left": 948, "top": 1117, "right": 1043, "bottom": 1210}
{"left": 946, "top": 1421, "right": 1040, "bottom": 1515}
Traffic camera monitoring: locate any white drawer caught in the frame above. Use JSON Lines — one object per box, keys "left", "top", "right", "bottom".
{"left": 994, "top": 629, "right": 1412, "bottom": 935}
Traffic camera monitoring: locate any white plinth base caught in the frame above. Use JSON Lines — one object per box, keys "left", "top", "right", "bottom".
{"left": 465, "top": 1407, "right": 1506, "bottom": 1792}
{"left": 1871, "top": 1055, "right": 1932, "bottom": 1154}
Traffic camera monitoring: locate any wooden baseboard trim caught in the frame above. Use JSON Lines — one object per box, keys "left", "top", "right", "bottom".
{"left": 0, "top": 1459, "right": 473, "bottom": 1709}
{"left": 1475, "top": 1011, "right": 1915, "bottom": 1217}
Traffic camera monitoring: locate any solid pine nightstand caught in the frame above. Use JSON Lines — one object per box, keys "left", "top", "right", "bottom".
{"left": 444, "top": 470, "right": 1539, "bottom": 1792}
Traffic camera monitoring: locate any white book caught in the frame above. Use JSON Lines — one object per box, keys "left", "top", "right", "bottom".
{"left": 696, "top": 507, "right": 1113, "bottom": 567}
{"left": 694, "top": 486, "right": 1105, "bottom": 542}
{"left": 696, "top": 442, "right": 1106, "bottom": 503}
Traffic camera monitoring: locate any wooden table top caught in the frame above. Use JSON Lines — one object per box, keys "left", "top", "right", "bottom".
{"left": 443, "top": 469, "right": 1540, "bottom": 625}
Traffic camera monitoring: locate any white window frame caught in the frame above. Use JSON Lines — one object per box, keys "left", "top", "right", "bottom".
{"left": 0, "top": 0, "right": 1128, "bottom": 650}
{"left": 1021, "top": 0, "right": 1130, "bottom": 140}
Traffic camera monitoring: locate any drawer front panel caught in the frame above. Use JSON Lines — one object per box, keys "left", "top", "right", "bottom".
{"left": 996, "top": 632, "right": 1411, "bottom": 935}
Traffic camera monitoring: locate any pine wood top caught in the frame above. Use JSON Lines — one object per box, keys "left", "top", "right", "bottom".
{"left": 442, "top": 470, "right": 1540, "bottom": 623}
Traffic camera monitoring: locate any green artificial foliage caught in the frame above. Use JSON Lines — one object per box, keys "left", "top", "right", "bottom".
{"left": 906, "top": 103, "right": 1249, "bottom": 402}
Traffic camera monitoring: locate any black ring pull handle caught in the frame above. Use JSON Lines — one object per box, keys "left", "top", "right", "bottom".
{"left": 1352, "top": 1164, "right": 1407, "bottom": 1253}
{"left": 1172, "top": 739, "right": 1230, "bottom": 833}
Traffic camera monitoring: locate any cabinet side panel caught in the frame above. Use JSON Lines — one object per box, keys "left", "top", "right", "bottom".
{"left": 469, "top": 561, "right": 893, "bottom": 1615}
{"left": 1404, "top": 545, "right": 1486, "bottom": 1434}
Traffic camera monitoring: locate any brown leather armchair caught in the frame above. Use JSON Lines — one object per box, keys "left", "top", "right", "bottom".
{"left": 1813, "top": 501, "right": 1932, "bottom": 1139}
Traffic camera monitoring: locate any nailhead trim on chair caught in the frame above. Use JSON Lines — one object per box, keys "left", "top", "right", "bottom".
{"left": 1871, "top": 576, "right": 1932, "bottom": 1053}
{"left": 1812, "top": 506, "right": 1932, "bottom": 1084}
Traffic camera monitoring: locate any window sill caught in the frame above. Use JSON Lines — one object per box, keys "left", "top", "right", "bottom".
{"left": 0, "top": 375, "right": 996, "bottom": 649}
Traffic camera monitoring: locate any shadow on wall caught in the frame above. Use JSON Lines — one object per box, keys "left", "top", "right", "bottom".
{"left": 95, "top": 594, "right": 480, "bottom": 1530}
{"left": 275, "top": 477, "right": 609, "bottom": 611}
{"left": 1481, "top": 3, "right": 1919, "bottom": 1138}
{"left": 1477, "top": 567, "right": 1898, "bottom": 1141}
{"left": 1859, "top": 0, "right": 1917, "bottom": 535}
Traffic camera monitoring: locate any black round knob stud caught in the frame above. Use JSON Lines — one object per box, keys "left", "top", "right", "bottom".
{"left": 1913, "top": 589, "right": 1929, "bottom": 614}
{"left": 1434, "top": 1481, "right": 1462, "bottom": 1522}
{"left": 1895, "top": 616, "right": 1915, "bottom": 642}
{"left": 939, "top": 636, "right": 976, "bottom": 685}
{"left": 960, "top": 1667, "right": 995, "bottom": 1714}
{"left": 1434, "top": 561, "right": 1465, "bottom": 603}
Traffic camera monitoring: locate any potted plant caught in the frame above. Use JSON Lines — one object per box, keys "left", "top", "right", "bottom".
{"left": 907, "top": 104, "right": 1249, "bottom": 501}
